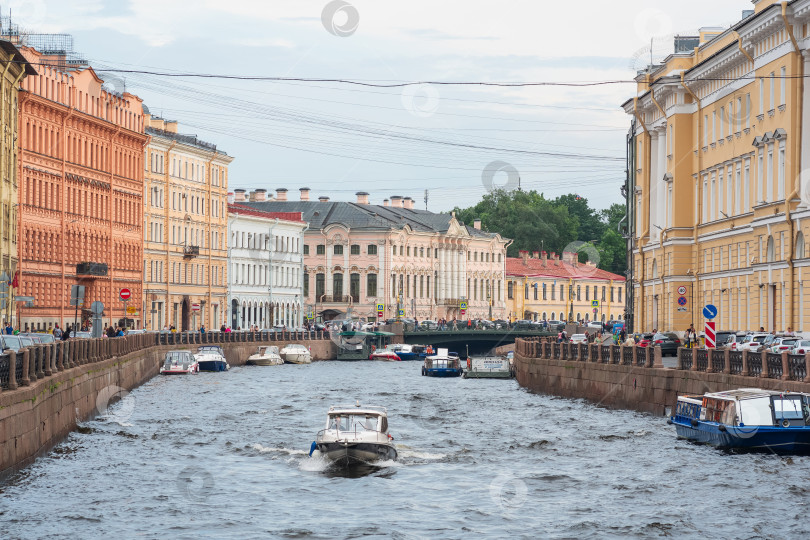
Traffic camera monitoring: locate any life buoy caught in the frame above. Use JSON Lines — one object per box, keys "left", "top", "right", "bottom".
{"left": 467, "top": 358, "right": 471, "bottom": 370}
{"left": 371, "top": 344, "right": 376, "bottom": 352}
{"left": 782, "top": 419, "right": 791, "bottom": 428}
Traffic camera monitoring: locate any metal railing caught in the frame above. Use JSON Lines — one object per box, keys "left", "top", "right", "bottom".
{"left": 679, "top": 348, "right": 693, "bottom": 370}
{"left": 749, "top": 354, "right": 763, "bottom": 377}
{"left": 788, "top": 355, "right": 807, "bottom": 381}
{"left": 695, "top": 349, "right": 708, "bottom": 372}
{"left": 622, "top": 346, "right": 633, "bottom": 365}
{"left": 766, "top": 353, "right": 783, "bottom": 379}
{"left": 710, "top": 350, "right": 725, "bottom": 373}
{"left": 728, "top": 351, "right": 743, "bottom": 375}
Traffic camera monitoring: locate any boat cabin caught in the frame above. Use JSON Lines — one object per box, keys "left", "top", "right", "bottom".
{"left": 676, "top": 388, "right": 810, "bottom": 427}
{"left": 197, "top": 345, "right": 224, "bottom": 355}
{"left": 256, "top": 345, "right": 279, "bottom": 355}
{"left": 164, "top": 350, "right": 194, "bottom": 368}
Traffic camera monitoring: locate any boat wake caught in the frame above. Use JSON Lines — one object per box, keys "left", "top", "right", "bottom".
{"left": 250, "top": 443, "right": 309, "bottom": 456}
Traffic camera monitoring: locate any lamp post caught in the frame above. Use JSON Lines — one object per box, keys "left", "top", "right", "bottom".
{"left": 487, "top": 290, "right": 492, "bottom": 320}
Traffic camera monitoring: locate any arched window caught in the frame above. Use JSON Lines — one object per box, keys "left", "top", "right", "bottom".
{"left": 766, "top": 235, "right": 775, "bottom": 262}
{"left": 796, "top": 231, "right": 805, "bottom": 259}
{"left": 559, "top": 311, "right": 564, "bottom": 321}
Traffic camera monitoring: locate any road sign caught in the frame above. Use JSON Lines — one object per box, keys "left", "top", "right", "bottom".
{"left": 677, "top": 307, "right": 688, "bottom": 312}
{"left": 705, "top": 321, "right": 716, "bottom": 349}
{"left": 459, "top": 301, "right": 468, "bottom": 309}
{"left": 192, "top": 303, "right": 201, "bottom": 312}
{"left": 376, "top": 303, "right": 384, "bottom": 311}
{"left": 70, "top": 284, "right": 86, "bottom": 306}
{"left": 398, "top": 309, "right": 404, "bottom": 317}
{"left": 593, "top": 308, "right": 598, "bottom": 314}
{"left": 377, "top": 310, "right": 384, "bottom": 318}
{"left": 119, "top": 288, "right": 131, "bottom": 301}
{"left": 460, "top": 309, "right": 466, "bottom": 316}
{"left": 702, "top": 304, "right": 717, "bottom": 319}
{"left": 677, "top": 286, "right": 687, "bottom": 295}
{"left": 677, "top": 296, "right": 687, "bottom": 306}
{"left": 90, "top": 301, "right": 104, "bottom": 315}
{"left": 591, "top": 300, "right": 599, "bottom": 307}
{"left": 126, "top": 305, "right": 137, "bottom": 314}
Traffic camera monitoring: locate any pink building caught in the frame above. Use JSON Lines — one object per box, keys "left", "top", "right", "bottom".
{"left": 236, "top": 189, "right": 511, "bottom": 322}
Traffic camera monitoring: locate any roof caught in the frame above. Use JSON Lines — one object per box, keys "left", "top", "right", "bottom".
{"left": 0, "top": 40, "right": 36, "bottom": 76}
{"left": 236, "top": 200, "right": 502, "bottom": 238}
{"left": 505, "top": 256, "right": 625, "bottom": 282}
{"left": 228, "top": 203, "right": 306, "bottom": 223}
{"left": 146, "top": 126, "right": 227, "bottom": 155}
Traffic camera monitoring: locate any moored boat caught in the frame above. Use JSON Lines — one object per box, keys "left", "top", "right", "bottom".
{"left": 195, "top": 345, "right": 229, "bottom": 372}
{"left": 422, "top": 348, "right": 463, "bottom": 377}
{"left": 463, "top": 356, "right": 515, "bottom": 379}
{"left": 369, "top": 345, "right": 401, "bottom": 361}
{"left": 280, "top": 343, "right": 312, "bottom": 364}
{"left": 669, "top": 388, "right": 810, "bottom": 454}
{"left": 388, "top": 343, "right": 428, "bottom": 361}
{"left": 313, "top": 403, "right": 397, "bottom": 465}
{"left": 160, "top": 350, "right": 198, "bottom": 375}
{"left": 247, "top": 345, "right": 283, "bottom": 366}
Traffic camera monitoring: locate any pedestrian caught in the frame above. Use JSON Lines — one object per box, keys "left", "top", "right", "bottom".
{"left": 3, "top": 321, "right": 10, "bottom": 335}
{"left": 62, "top": 325, "right": 72, "bottom": 340}
{"left": 116, "top": 326, "right": 124, "bottom": 337}
{"left": 220, "top": 324, "right": 226, "bottom": 332}
{"left": 200, "top": 324, "right": 206, "bottom": 333}
{"left": 53, "top": 324, "right": 62, "bottom": 339}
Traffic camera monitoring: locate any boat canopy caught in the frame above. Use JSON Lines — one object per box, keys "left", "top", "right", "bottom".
{"left": 373, "top": 331, "right": 395, "bottom": 336}
{"left": 339, "top": 331, "right": 375, "bottom": 337}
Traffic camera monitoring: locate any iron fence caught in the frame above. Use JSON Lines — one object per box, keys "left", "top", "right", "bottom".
{"left": 749, "top": 354, "right": 763, "bottom": 377}
{"left": 728, "top": 351, "right": 743, "bottom": 375}
{"left": 695, "top": 349, "right": 708, "bottom": 372}
{"left": 710, "top": 350, "right": 725, "bottom": 373}
{"left": 788, "top": 355, "right": 807, "bottom": 381}
{"left": 766, "top": 353, "right": 783, "bottom": 379}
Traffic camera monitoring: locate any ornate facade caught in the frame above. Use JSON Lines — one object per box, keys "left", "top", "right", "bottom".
{"left": 623, "top": 0, "right": 810, "bottom": 333}
{"left": 238, "top": 189, "right": 510, "bottom": 322}
{"left": 143, "top": 114, "right": 232, "bottom": 331}
{"left": 227, "top": 197, "right": 306, "bottom": 329}
{"left": 17, "top": 46, "right": 147, "bottom": 331}
{"left": 0, "top": 41, "right": 34, "bottom": 327}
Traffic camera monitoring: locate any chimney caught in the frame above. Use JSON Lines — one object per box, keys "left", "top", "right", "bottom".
{"left": 519, "top": 250, "right": 529, "bottom": 264}
{"left": 562, "top": 251, "right": 577, "bottom": 265}
{"left": 532, "top": 251, "right": 539, "bottom": 259}
{"left": 299, "top": 187, "right": 310, "bottom": 201}
{"left": 383, "top": 199, "right": 390, "bottom": 207}
{"left": 227, "top": 192, "right": 235, "bottom": 204}
{"left": 390, "top": 196, "right": 403, "bottom": 208}
{"left": 356, "top": 191, "right": 370, "bottom": 204}
{"left": 249, "top": 189, "right": 267, "bottom": 202}
{"left": 275, "top": 188, "right": 288, "bottom": 201}
{"left": 541, "top": 251, "right": 547, "bottom": 260}
{"left": 234, "top": 189, "right": 246, "bottom": 202}
{"left": 473, "top": 219, "right": 481, "bottom": 230}
{"left": 318, "top": 196, "right": 330, "bottom": 202}
{"left": 403, "top": 196, "right": 414, "bottom": 209}
{"left": 550, "top": 252, "right": 557, "bottom": 260}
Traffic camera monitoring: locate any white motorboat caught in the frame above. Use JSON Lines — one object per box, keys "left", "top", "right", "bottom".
{"left": 247, "top": 345, "right": 283, "bottom": 366}
{"left": 195, "top": 345, "right": 229, "bottom": 372}
{"left": 313, "top": 403, "right": 397, "bottom": 465}
{"left": 160, "top": 350, "right": 198, "bottom": 375}
{"left": 280, "top": 343, "right": 312, "bottom": 364}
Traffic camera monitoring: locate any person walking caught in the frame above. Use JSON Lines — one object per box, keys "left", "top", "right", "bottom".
{"left": 53, "top": 324, "right": 62, "bottom": 340}
{"left": 62, "top": 325, "right": 72, "bottom": 340}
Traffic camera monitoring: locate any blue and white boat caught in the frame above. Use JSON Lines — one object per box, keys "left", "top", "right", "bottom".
{"left": 195, "top": 346, "right": 229, "bottom": 372}
{"left": 670, "top": 388, "right": 810, "bottom": 454}
{"left": 387, "top": 343, "right": 427, "bottom": 361}
{"left": 421, "top": 348, "right": 463, "bottom": 377}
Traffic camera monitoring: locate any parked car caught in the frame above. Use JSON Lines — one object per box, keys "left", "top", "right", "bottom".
{"left": 492, "top": 319, "right": 509, "bottom": 329}
{"left": 0, "top": 334, "right": 23, "bottom": 352}
{"left": 635, "top": 333, "right": 654, "bottom": 347}
{"left": 570, "top": 333, "right": 588, "bottom": 344}
{"left": 651, "top": 332, "right": 681, "bottom": 356}
{"left": 476, "top": 319, "right": 495, "bottom": 329}
{"left": 419, "top": 320, "right": 439, "bottom": 330}
{"left": 586, "top": 321, "right": 603, "bottom": 331}
{"left": 737, "top": 333, "right": 772, "bottom": 352}
{"left": 511, "top": 320, "right": 536, "bottom": 331}
{"left": 768, "top": 337, "right": 800, "bottom": 353}
{"left": 547, "top": 320, "right": 566, "bottom": 332}
{"left": 790, "top": 340, "right": 810, "bottom": 355}
{"left": 726, "top": 334, "right": 748, "bottom": 351}
{"left": 714, "top": 331, "right": 739, "bottom": 349}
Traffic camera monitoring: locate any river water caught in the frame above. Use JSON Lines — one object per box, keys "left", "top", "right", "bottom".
{"left": 1, "top": 360, "right": 809, "bottom": 539}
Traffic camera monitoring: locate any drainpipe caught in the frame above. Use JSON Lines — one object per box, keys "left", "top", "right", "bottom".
{"left": 681, "top": 73, "right": 703, "bottom": 327}
{"left": 782, "top": 1, "right": 802, "bottom": 330}
{"left": 299, "top": 221, "right": 309, "bottom": 327}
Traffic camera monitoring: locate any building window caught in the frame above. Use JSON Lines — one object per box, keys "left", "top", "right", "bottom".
{"left": 610, "top": 287, "right": 614, "bottom": 302}
{"left": 551, "top": 284, "right": 556, "bottom": 301}
{"left": 315, "top": 273, "right": 325, "bottom": 298}
{"left": 368, "top": 244, "right": 377, "bottom": 255}
{"left": 393, "top": 246, "right": 396, "bottom": 256}
{"left": 507, "top": 281, "right": 514, "bottom": 299}
{"left": 316, "top": 244, "right": 325, "bottom": 255}
{"left": 333, "top": 273, "right": 344, "bottom": 297}
{"left": 427, "top": 276, "right": 431, "bottom": 298}
{"left": 303, "top": 245, "right": 310, "bottom": 255}
{"left": 533, "top": 284, "right": 538, "bottom": 300}
{"left": 303, "top": 272, "right": 309, "bottom": 297}
{"left": 601, "top": 286, "right": 606, "bottom": 301}
{"left": 524, "top": 283, "right": 528, "bottom": 300}
{"left": 618, "top": 286, "right": 622, "bottom": 299}
{"left": 350, "top": 273, "right": 360, "bottom": 301}
{"left": 420, "top": 275, "right": 424, "bottom": 298}
{"left": 577, "top": 285, "right": 581, "bottom": 301}
{"left": 350, "top": 244, "right": 360, "bottom": 255}
{"left": 542, "top": 283, "right": 547, "bottom": 300}
{"left": 420, "top": 247, "right": 424, "bottom": 257}
{"left": 367, "top": 273, "right": 377, "bottom": 297}
{"left": 334, "top": 244, "right": 344, "bottom": 255}
{"left": 585, "top": 286, "right": 589, "bottom": 301}
{"left": 560, "top": 285, "right": 564, "bottom": 300}
{"left": 407, "top": 246, "right": 411, "bottom": 256}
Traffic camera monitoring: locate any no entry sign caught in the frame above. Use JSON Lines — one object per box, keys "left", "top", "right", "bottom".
{"left": 119, "top": 288, "right": 131, "bottom": 301}
{"left": 705, "top": 321, "right": 716, "bottom": 349}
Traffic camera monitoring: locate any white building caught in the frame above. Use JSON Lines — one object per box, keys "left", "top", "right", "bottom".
{"left": 227, "top": 194, "right": 307, "bottom": 329}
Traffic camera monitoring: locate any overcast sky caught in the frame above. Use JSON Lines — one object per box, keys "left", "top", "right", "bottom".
{"left": 8, "top": 0, "right": 750, "bottom": 211}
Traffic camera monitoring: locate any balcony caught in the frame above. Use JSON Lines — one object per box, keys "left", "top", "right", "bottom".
{"left": 321, "top": 295, "right": 351, "bottom": 303}
{"left": 183, "top": 245, "right": 200, "bottom": 259}
{"left": 76, "top": 262, "right": 108, "bottom": 278}
{"left": 438, "top": 298, "right": 463, "bottom": 307}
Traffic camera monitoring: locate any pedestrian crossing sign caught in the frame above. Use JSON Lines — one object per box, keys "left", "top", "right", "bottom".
{"left": 591, "top": 300, "right": 599, "bottom": 308}
{"left": 376, "top": 303, "right": 384, "bottom": 311}
{"left": 459, "top": 301, "right": 468, "bottom": 309}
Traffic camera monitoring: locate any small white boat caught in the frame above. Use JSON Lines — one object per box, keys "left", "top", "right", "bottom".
{"left": 313, "top": 403, "right": 397, "bottom": 466}
{"left": 195, "top": 345, "right": 229, "bottom": 372}
{"left": 160, "top": 350, "right": 198, "bottom": 375}
{"left": 247, "top": 345, "right": 283, "bottom": 366}
{"left": 280, "top": 343, "right": 312, "bottom": 364}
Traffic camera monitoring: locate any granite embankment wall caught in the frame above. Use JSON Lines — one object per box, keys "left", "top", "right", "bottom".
{"left": 514, "top": 338, "right": 810, "bottom": 416}
{"left": 0, "top": 332, "right": 335, "bottom": 477}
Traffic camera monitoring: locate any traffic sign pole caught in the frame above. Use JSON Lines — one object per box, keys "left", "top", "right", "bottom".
{"left": 705, "top": 321, "right": 716, "bottom": 349}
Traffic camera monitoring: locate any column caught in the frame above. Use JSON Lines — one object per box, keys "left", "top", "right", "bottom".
{"left": 657, "top": 127, "right": 667, "bottom": 237}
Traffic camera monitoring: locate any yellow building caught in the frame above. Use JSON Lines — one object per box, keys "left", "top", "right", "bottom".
{"left": 505, "top": 251, "right": 626, "bottom": 324}
{"left": 143, "top": 111, "right": 232, "bottom": 330}
{"left": 0, "top": 40, "right": 34, "bottom": 326}
{"left": 622, "top": 0, "right": 810, "bottom": 334}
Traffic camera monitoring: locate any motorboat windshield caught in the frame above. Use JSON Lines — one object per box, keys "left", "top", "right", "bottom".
{"left": 327, "top": 413, "right": 382, "bottom": 432}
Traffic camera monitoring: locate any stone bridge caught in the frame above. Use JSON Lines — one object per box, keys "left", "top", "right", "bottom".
{"left": 401, "top": 329, "right": 553, "bottom": 356}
